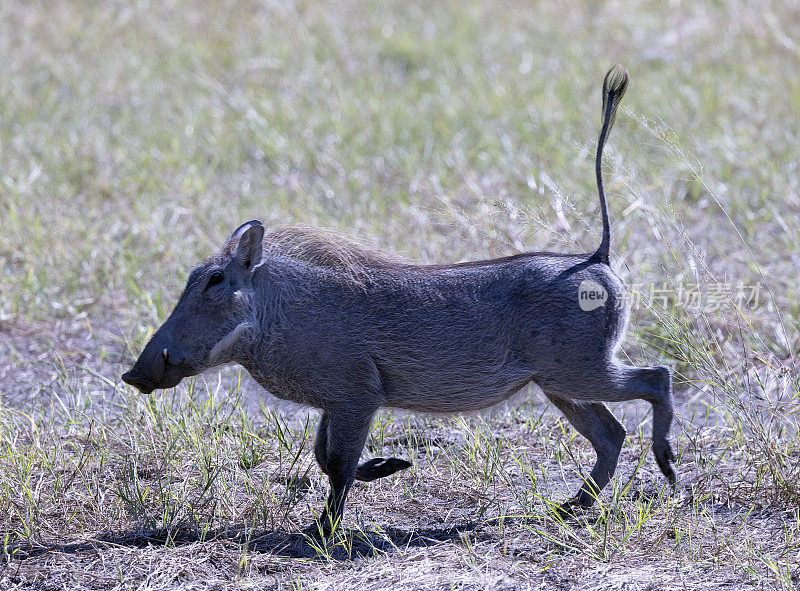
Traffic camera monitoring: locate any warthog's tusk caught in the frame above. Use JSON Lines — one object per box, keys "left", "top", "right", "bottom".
{"left": 162, "top": 348, "right": 169, "bottom": 362}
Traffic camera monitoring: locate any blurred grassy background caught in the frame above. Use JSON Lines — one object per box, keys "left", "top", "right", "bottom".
{"left": 2, "top": 1, "right": 798, "bottom": 353}
{"left": 1, "top": 2, "right": 800, "bottom": 588}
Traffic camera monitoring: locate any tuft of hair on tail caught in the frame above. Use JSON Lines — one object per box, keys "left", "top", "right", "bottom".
{"left": 592, "top": 64, "right": 629, "bottom": 266}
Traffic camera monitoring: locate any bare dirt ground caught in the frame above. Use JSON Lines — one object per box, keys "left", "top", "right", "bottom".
{"left": 2, "top": 317, "right": 797, "bottom": 590}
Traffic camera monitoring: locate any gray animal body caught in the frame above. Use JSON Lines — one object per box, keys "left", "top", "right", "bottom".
{"left": 123, "top": 65, "right": 676, "bottom": 532}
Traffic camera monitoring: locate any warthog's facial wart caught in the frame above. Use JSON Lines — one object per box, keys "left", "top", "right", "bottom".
{"left": 208, "top": 321, "right": 254, "bottom": 366}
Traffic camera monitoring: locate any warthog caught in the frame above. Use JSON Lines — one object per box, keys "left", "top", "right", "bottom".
{"left": 123, "top": 65, "right": 675, "bottom": 532}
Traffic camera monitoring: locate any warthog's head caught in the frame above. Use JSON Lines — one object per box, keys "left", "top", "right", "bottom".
{"left": 122, "top": 220, "right": 265, "bottom": 394}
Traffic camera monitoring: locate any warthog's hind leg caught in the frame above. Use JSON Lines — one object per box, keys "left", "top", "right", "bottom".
{"left": 545, "top": 394, "right": 626, "bottom": 512}
{"left": 547, "top": 363, "right": 677, "bottom": 492}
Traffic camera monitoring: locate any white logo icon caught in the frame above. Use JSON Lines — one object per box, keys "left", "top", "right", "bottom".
{"left": 578, "top": 280, "right": 608, "bottom": 311}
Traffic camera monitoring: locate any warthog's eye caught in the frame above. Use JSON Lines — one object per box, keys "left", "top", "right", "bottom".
{"left": 204, "top": 270, "right": 225, "bottom": 291}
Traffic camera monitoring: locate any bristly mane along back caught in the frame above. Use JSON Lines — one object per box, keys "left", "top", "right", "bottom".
{"left": 262, "top": 226, "right": 407, "bottom": 284}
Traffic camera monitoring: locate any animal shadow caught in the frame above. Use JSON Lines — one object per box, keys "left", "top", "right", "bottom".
{"left": 2, "top": 521, "right": 480, "bottom": 562}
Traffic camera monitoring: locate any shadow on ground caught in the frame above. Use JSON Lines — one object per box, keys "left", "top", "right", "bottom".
{"left": 2, "top": 521, "right": 482, "bottom": 562}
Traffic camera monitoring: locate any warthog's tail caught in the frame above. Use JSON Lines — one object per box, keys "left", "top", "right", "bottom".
{"left": 592, "top": 64, "right": 629, "bottom": 266}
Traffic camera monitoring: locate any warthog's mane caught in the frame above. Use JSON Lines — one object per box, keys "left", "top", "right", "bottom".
{"left": 206, "top": 224, "right": 576, "bottom": 292}
{"left": 261, "top": 226, "right": 409, "bottom": 285}
{"left": 258, "top": 226, "right": 580, "bottom": 284}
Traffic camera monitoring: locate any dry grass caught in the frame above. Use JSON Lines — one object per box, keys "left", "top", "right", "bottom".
{"left": 2, "top": 0, "right": 800, "bottom": 589}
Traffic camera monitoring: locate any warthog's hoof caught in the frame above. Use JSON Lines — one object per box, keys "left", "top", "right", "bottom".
{"left": 653, "top": 439, "right": 677, "bottom": 485}
{"left": 355, "top": 457, "right": 412, "bottom": 482}
{"left": 554, "top": 498, "right": 592, "bottom": 520}
{"left": 302, "top": 518, "right": 333, "bottom": 540}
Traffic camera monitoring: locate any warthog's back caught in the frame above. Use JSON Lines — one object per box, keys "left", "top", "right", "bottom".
{"left": 257, "top": 252, "right": 628, "bottom": 412}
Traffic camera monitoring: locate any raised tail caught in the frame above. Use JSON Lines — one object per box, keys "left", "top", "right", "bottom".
{"left": 592, "top": 64, "right": 629, "bottom": 265}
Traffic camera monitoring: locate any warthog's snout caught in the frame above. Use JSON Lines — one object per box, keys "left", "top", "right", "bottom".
{"left": 122, "top": 333, "right": 187, "bottom": 394}
{"left": 121, "top": 371, "right": 155, "bottom": 394}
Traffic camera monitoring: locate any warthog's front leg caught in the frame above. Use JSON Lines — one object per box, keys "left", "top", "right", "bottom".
{"left": 314, "top": 413, "right": 412, "bottom": 483}
{"left": 310, "top": 407, "right": 379, "bottom": 535}
{"left": 354, "top": 457, "right": 412, "bottom": 482}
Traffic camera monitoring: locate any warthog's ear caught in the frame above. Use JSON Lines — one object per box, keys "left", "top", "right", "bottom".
{"left": 231, "top": 220, "right": 264, "bottom": 272}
